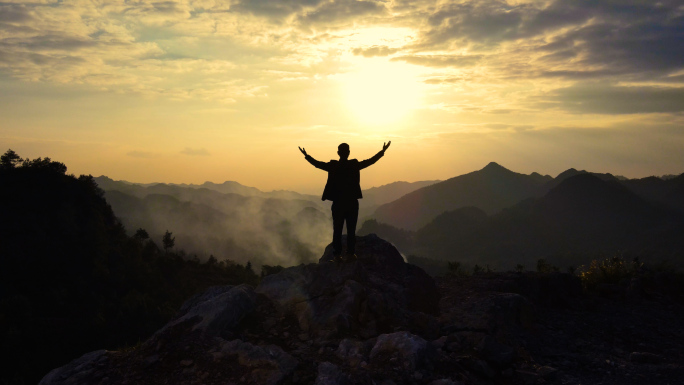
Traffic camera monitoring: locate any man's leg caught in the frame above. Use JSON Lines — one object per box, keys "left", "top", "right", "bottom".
{"left": 345, "top": 199, "right": 359, "bottom": 254}
{"left": 331, "top": 201, "right": 344, "bottom": 256}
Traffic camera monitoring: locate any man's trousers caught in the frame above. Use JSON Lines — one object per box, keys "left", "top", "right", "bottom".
{"left": 331, "top": 199, "right": 359, "bottom": 255}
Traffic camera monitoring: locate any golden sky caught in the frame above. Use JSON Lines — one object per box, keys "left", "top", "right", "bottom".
{"left": 1, "top": 0, "right": 683, "bottom": 192}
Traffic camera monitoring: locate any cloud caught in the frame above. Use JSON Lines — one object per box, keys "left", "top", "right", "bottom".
{"left": 181, "top": 147, "right": 210, "bottom": 156}
{"left": 0, "top": 0, "right": 682, "bottom": 113}
{"left": 352, "top": 45, "right": 398, "bottom": 57}
{"left": 231, "top": 0, "right": 327, "bottom": 19}
{"left": 421, "top": 0, "right": 534, "bottom": 46}
{"left": 411, "top": 0, "right": 684, "bottom": 82}
{"left": 486, "top": 109, "right": 513, "bottom": 115}
{"left": 127, "top": 150, "right": 158, "bottom": 158}
{"left": 297, "top": 0, "right": 386, "bottom": 25}
{"left": 392, "top": 54, "right": 482, "bottom": 68}
{"left": 0, "top": 4, "right": 34, "bottom": 23}
{"left": 6, "top": 34, "right": 98, "bottom": 51}
{"left": 423, "top": 77, "right": 461, "bottom": 84}
{"left": 542, "top": 84, "right": 684, "bottom": 114}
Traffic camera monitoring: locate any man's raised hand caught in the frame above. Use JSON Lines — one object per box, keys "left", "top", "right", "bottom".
{"left": 382, "top": 141, "right": 391, "bottom": 152}
{"left": 298, "top": 147, "right": 307, "bottom": 156}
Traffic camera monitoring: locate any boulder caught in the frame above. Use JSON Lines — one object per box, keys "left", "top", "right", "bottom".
{"left": 39, "top": 350, "right": 108, "bottom": 385}
{"left": 475, "top": 335, "right": 515, "bottom": 368}
{"left": 257, "top": 234, "right": 439, "bottom": 340}
{"left": 369, "top": 331, "right": 432, "bottom": 372}
{"left": 461, "top": 358, "right": 496, "bottom": 378}
{"left": 154, "top": 284, "right": 257, "bottom": 338}
{"left": 536, "top": 366, "right": 559, "bottom": 380}
{"left": 315, "top": 362, "right": 347, "bottom": 385}
{"left": 220, "top": 339, "right": 298, "bottom": 385}
{"left": 336, "top": 339, "right": 369, "bottom": 367}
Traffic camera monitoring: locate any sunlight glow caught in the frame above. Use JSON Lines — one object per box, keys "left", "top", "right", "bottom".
{"left": 340, "top": 58, "right": 424, "bottom": 125}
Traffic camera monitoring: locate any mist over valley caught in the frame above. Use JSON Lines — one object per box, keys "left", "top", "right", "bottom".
{"left": 94, "top": 176, "right": 439, "bottom": 267}
{"left": 95, "top": 163, "right": 684, "bottom": 273}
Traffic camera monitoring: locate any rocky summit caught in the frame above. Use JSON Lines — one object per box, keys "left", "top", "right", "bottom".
{"left": 40, "top": 235, "right": 684, "bottom": 385}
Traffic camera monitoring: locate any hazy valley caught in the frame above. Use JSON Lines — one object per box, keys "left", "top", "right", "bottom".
{"left": 96, "top": 162, "right": 684, "bottom": 273}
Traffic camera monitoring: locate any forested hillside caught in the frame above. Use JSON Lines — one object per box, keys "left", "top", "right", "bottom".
{"left": 0, "top": 150, "right": 260, "bottom": 385}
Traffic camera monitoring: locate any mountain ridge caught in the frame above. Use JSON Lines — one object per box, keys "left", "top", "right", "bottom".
{"left": 372, "top": 163, "right": 683, "bottom": 232}
{"left": 362, "top": 173, "right": 684, "bottom": 270}
{"left": 373, "top": 162, "right": 552, "bottom": 230}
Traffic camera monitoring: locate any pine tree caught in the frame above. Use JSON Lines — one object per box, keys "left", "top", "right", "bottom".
{"left": 162, "top": 230, "right": 175, "bottom": 252}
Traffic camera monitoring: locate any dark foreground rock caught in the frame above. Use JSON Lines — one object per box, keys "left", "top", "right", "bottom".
{"left": 257, "top": 234, "right": 440, "bottom": 341}
{"left": 40, "top": 235, "right": 684, "bottom": 385}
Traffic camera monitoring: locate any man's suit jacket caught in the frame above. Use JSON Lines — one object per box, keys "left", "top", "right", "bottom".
{"left": 305, "top": 150, "right": 385, "bottom": 201}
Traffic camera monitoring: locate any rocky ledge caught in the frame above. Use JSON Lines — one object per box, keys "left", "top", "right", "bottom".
{"left": 40, "top": 234, "right": 684, "bottom": 385}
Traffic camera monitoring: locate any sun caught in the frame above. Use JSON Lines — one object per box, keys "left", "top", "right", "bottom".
{"left": 340, "top": 58, "right": 424, "bottom": 125}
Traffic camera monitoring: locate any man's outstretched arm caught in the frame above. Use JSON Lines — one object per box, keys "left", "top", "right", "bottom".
{"left": 358, "top": 141, "right": 391, "bottom": 170}
{"left": 299, "top": 146, "right": 331, "bottom": 171}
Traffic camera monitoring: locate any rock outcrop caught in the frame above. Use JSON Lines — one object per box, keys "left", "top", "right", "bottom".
{"left": 39, "top": 234, "right": 684, "bottom": 385}
{"left": 40, "top": 235, "right": 445, "bottom": 385}
{"left": 257, "top": 234, "right": 440, "bottom": 341}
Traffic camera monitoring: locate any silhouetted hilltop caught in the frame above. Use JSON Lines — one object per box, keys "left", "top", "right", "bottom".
{"left": 199, "top": 180, "right": 263, "bottom": 195}
{"left": 358, "top": 179, "right": 440, "bottom": 219}
{"left": 542, "top": 168, "right": 621, "bottom": 191}
{"left": 485, "top": 174, "right": 682, "bottom": 263}
{"left": 93, "top": 175, "right": 148, "bottom": 195}
{"left": 528, "top": 171, "right": 551, "bottom": 183}
{"left": 362, "top": 180, "right": 441, "bottom": 206}
{"left": 621, "top": 173, "right": 684, "bottom": 213}
{"left": 373, "top": 162, "right": 551, "bottom": 230}
{"left": 541, "top": 173, "right": 653, "bottom": 223}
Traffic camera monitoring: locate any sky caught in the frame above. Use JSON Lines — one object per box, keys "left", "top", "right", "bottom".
{"left": 1, "top": 0, "right": 683, "bottom": 193}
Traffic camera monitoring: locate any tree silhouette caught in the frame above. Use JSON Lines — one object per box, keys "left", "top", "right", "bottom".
{"left": 0, "top": 149, "right": 22, "bottom": 169}
{"left": 163, "top": 230, "right": 175, "bottom": 252}
{"left": 0, "top": 149, "right": 262, "bottom": 384}
{"left": 22, "top": 156, "right": 67, "bottom": 173}
{"left": 134, "top": 228, "right": 150, "bottom": 241}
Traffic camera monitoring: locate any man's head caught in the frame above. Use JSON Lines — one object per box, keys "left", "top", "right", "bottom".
{"left": 337, "top": 143, "right": 350, "bottom": 160}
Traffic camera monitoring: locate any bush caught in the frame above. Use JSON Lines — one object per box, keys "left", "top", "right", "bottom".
{"left": 260, "top": 264, "right": 284, "bottom": 278}
{"left": 445, "top": 261, "right": 470, "bottom": 277}
{"left": 577, "top": 254, "right": 642, "bottom": 290}
{"left": 536, "top": 258, "right": 558, "bottom": 273}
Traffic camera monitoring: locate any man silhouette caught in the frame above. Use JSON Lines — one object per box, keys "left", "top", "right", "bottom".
{"left": 299, "top": 142, "right": 391, "bottom": 261}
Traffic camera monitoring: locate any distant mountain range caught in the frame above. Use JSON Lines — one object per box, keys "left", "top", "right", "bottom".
{"left": 95, "top": 164, "right": 684, "bottom": 270}
{"left": 94, "top": 176, "right": 438, "bottom": 209}
{"left": 95, "top": 176, "right": 330, "bottom": 265}
{"left": 372, "top": 163, "right": 683, "bottom": 231}
{"left": 362, "top": 168, "right": 684, "bottom": 270}
{"left": 373, "top": 162, "right": 552, "bottom": 230}
{"left": 93, "top": 176, "right": 438, "bottom": 265}
{"left": 94, "top": 176, "right": 319, "bottom": 201}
